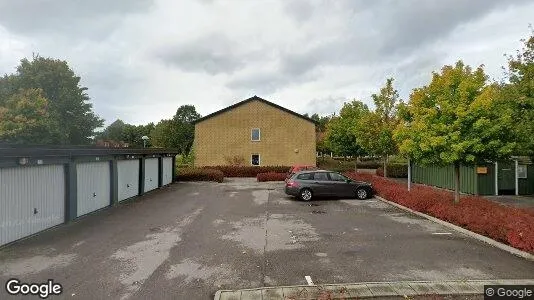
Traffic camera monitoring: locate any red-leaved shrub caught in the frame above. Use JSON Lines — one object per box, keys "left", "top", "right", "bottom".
{"left": 343, "top": 171, "right": 534, "bottom": 254}
{"left": 203, "top": 166, "right": 290, "bottom": 177}
{"left": 257, "top": 172, "right": 287, "bottom": 182}
{"left": 176, "top": 168, "right": 224, "bottom": 183}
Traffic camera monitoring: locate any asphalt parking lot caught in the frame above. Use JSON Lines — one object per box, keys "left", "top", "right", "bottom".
{"left": 1, "top": 178, "right": 533, "bottom": 300}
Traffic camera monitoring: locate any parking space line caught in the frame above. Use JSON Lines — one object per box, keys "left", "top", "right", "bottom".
{"left": 431, "top": 232, "right": 452, "bottom": 235}
{"left": 305, "top": 275, "right": 314, "bottom": 286}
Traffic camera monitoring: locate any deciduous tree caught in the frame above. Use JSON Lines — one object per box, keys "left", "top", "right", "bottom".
{"left": 2, "top": 55, "right": 103, "bottom": 144}
{"left": 0, "top": 88, "right": 60, "bottom": 144}
{"left": 394, "top": 61, "right": 517, "bottom": 203}
{"left": 325, "top": 100, "right": 369, "bottom": 158}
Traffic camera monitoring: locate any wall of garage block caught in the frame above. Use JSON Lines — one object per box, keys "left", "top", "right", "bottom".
{"left": 0, "top": 148, "right": 178, "bottom": 247}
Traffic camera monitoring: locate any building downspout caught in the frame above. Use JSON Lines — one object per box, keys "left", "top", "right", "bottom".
{"left": 515, "top": 159, "right": 519, "bottom": 196}
{"left": 494, "top": 161, "right": 498, "bottom": 196}
{"left": 407, "top": 158, "right": 411, "bottom": 192}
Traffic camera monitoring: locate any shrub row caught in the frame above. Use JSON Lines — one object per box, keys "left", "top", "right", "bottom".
{"left": 257, "top": 172, "right": 287, "bottom": 182}
{"left": 176, "top": 168, "right": 224, "bottom": 183}
{"left": 202, "top": 165, "right": 290, "bottom": 177}
{"left": 376, "top": 164, "right": 408, "bottom": 178}
{"left": 343, "top": 172, "right": 534, "bottom": 254}
{"left": 317, "top": 158, "right": 381, "bottom": 172}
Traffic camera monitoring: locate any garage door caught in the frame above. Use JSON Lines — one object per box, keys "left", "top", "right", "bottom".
{"left": 118, "top": 159, "right": 140, "bottom": 202}
{"left": 0, "top": 165, "right": 65, "bottom": 246}
{"left": 77, "top": 162, "right": 111, "bottom": 217}
{"left": 144, "top": 158, "right": 159, "bottom": 192}
{"left": 161, "top": 157, "right": 173, "bottom": 186}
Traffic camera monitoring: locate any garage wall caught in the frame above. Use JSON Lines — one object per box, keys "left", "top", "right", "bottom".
{"left": 162, "top": 157, "right": 173, "bottom": 186}
{"left": 0, "top": 165, "right": 65, "bottom": 246}
{"left": 117, "top": 159, "right": 140, "bottom": 201}
{"left": 76, "top": 162, "right": 111, "bottom": 217}
{"left": 144, "top": 158, "right": 159, "bottom": 192}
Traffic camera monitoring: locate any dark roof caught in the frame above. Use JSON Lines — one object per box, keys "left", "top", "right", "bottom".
{"left": 0, "top": 144, "right": 180, "bottom": 158}
{"left": 193, "top": 95, "right": 317, "bottom": 125}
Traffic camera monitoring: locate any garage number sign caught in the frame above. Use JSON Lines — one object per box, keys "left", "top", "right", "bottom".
{"left": 476, "top": 167, "right": 488, "bottom": 174}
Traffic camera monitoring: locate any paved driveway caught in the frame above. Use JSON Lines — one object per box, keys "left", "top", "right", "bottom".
{"left": 1, "top": 178, "right": 533, "bottom": 299}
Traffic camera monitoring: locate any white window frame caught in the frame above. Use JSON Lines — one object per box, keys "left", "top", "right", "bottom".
{"left": 517, "top": 164, "right": 528, "bottom": 179}
{"left": 251, "top": 128, "right": 261, "bottom": 141}
{"left": 251, "top": 154, "right": 261, "bottom": 166}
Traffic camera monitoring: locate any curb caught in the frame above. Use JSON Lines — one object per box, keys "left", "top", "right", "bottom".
{"left": 374, "top": 195, "right": 534, "bottom": 261}
{"left": 214, "top": 279, "right": 534, "bottom": 300}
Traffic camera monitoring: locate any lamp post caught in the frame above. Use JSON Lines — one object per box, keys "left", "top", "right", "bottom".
{"left": 141, "top": 136, "right": 149, "bottom": 148}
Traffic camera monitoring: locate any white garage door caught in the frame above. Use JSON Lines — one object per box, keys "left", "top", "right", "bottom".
{"left": 77, "top": 162, "right": 111, "bottom": 217}
{"left": 118, "top": 159, "right": 140, "bottom": 202}
{"left": 144, "top": 158, "right": 159, "bottom": 192}
{"left": 0, "top": 165, "right": 65, "bottom": 246}
{"left": 161, "top": 157, "right": 173, "bottom": 186}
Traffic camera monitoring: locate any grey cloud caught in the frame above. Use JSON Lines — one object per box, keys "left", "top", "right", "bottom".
{"left": 153, "top": 34, "right": 247, "bottom": 75}
{"left": 304, "top": 95, "right": 348, "bottom": 117}
{"left": 283, "top": 0, "right": 315, "bottom": 24}
{"left": 0, "top": 0, "right": 154, "bottom": 39}
{"left": 278, "top": 0, "right": 527, "bottom": 79}
{"left": 226, "top": 72, "right": 292, "bottom": 95}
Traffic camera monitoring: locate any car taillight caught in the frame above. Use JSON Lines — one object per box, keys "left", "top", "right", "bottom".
{"left": 286, "top": 180, "right": 299, "bottom": 187}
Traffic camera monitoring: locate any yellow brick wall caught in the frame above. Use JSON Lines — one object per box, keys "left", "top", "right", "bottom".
{"left": 194, "top": 100, "right": 316, "bottom": 166}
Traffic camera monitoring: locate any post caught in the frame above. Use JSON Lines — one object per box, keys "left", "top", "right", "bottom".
{"left": 515, "top": 159, "right": 519, "bottom": 196}
{"left": 111, "top": 159, "right": 118, "bottom": 206}
{"left": 65, "top": 162, "right": 78, "bottom": 221}
{"left": 408, "top": 158, "right": 411, "bottom": 192}
{"left": 494, "top": 161, "right": 498, "bottom": 196}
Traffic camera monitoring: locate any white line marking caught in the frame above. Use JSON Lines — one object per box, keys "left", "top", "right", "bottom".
{"left": 432, "top": 232, "right": 452, "bottom": 235}
{"left": 305, "top": 275, "right": 314, "bottom": 286}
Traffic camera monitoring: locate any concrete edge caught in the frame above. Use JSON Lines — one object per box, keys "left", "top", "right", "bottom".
{"left": 374, "top": 195, "right": 534, "bottom": 261}
{"left": 214, "top": 279, "right": 534, "bottom": 299}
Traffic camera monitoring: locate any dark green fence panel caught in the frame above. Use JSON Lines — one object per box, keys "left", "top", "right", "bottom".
{"left": 518, "top": 164, "right": 534, "bottom": 195}
{"left": 477, "top": 163, "right": 495, "bottom": 195}
{"left": 460, "top": 165, "right": 476, "bottom": 194}
{"left": 412, "top": 164, "right": 477, "bottom": 195}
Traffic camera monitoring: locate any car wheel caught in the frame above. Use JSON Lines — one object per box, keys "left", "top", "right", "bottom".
{"left": 300, "top": 188, "right": 313, "bottom": 201}
{"left": 355, "top": 188, "right": 368, "bottom": 200}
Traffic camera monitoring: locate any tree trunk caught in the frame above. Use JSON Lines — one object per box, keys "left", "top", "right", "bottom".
{"left": 383, "top": 155, "right": 388, "bottom": 178}
{"left": 454, "top": 162, "right": 460, "bottom": 204}
{"left": 354, "top": 157, "right": 358, "bottom": 173}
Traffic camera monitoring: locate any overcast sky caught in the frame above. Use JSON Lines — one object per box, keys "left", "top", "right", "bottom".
{"left": 0, "top": 0, "right": 532, "bottom": 126}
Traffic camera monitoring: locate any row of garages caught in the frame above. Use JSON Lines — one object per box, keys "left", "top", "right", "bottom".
{"left": 0, "top": 146, "right": 179, "bottom": 247}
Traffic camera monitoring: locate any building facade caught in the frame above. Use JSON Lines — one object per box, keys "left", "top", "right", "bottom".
{"left": 193, "top": 96, "right": 316, "bottom": 167}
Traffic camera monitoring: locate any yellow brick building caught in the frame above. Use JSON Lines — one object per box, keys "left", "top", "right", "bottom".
{"left": 193, "top": 96, "right": 316, "bottom": 167}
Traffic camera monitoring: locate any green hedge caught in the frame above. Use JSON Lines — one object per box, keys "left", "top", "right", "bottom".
{"left": 176, "top": 168, "right": 224, "bottom": 182}
{"left": 202, "top": 165, "right": 291, "bottom": 177}
{"left": 376, "top": 164, "right": 408, "bottom": 178}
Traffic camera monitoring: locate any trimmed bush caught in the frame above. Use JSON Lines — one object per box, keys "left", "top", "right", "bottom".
{"left": 317, "top": 158, "right": 381, "bottom": 172}
{"left": 203, "top": 166, "right": 290, "bottom": 177}
{"left": 376, "top": 164, "right": 408, "bottom": 178}
{"left": 343, "top": 172, "right": 534, "bottom": 254}
{"left": 176, "top": 168, "right": 224, "bottom": 183}
{"left": 257, "top": 172, "right": 287, "bottom": 182}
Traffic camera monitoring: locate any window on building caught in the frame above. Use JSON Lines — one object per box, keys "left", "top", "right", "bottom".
{"left": 518, "top": 165, "right": 528, "bottom": 179}
{"left": 251, "top": 154, "right": 260, "bottom": 166}
{"left": 251, "top": 128, "right": 260, "bottom": 141}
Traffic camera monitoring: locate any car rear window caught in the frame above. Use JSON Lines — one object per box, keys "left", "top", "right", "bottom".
{"left": 296, "top": 173, "right": 313, "bottom": 180}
